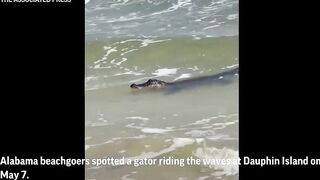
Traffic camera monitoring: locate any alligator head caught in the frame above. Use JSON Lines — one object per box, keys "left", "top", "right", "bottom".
{"left": 130, "top": 79, "right": 168, "bottom": 89}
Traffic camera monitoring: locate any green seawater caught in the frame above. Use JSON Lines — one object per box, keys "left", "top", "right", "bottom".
{"left": 85, "top": 36, "right": 238, "bottom": 180}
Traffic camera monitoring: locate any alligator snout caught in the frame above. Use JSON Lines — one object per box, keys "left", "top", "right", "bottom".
{"left": 130, "top": 83, "right": 142, "bottom": 89}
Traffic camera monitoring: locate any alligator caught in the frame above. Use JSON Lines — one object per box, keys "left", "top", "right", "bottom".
{"left": 130, "top": 67, "right": 238, "bottom": 93}
{"left": 130, "top": 79, "right": 169, "bottom": 89}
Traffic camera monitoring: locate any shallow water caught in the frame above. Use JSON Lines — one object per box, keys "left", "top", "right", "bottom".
{"left": 85, "top": 0, "right": 238, "bottom": 179}
{"left": 85, "top": 0, "right": 238, "bottom": 39}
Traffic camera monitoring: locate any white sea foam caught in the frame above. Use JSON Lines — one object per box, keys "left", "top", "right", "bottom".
{"left": 110, "top": 0, "right": 130, "bottom": 7}
{"left": 152, "top": 0, "right": 192, "bottom": 15}
{"left": 196, "top": 176, "right": 210, "bottom": 180}
{"left": 87, "top": 121, "right": 111, "bottom": 127}
{"left": 173, "top": 73, "right": 192, "bottom": 81}
{"left": 188, "top": 66, "right": 199, "bottom": 71}
{"left": 121, "top": 49, "right": 138, "bottom": 56}
{"left": 121, "top": 173, "right": 134, "bottom": 180}
{"left": 185, "top": 130, "right": 215, "bottom": 138}
{"left": 222, "top": 63, "right": 239, "bottom": 70}
{"left": 126, "top": 116, "right": 150, "bottom": 121}
{"left": 125, "top": 138, "right": 195, "bottom": 160}
{"left": 141, "top": 128, "right": 171, "bottom": 134}
{"left": 152, "top": 68, "right": 179, "bottom": 76}
{"left": 110, "top": 57, "right": 128, "bottom": 66}
{"left": 190, "top": 114, "right": 238, "bottom": 126}
{"left": 194, "top": 147, "right": 239, "bottom": 177}
{"left": 119, "top": 38, "right": 171, "bottom": 47}
{"left": 140, "top": 39, "right": 171, "bottom": 47}
{"left": 203, "top": 24, "right": 220, "bottom": 30}
{"left": 112, "top": 71, "right": 144, "bottom": 76}
{"left": 85, "top": 76, "right": 99, "bottom": 83}
{"left": 227, "top": 14, "right": 238, "bottom": 20}
{"left": 172, "top": 138, "right": 195, "bottom": 147}
{"left": 92, "top": 47, "right": 117, "bottom": 68}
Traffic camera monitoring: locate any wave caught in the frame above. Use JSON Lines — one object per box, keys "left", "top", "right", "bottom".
{"left": 85, "top": 0, "right": 238, "bottom": 38}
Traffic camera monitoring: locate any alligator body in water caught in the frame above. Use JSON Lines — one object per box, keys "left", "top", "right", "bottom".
{"left": 130, "top": 67, "right": 238, "bottom": 93}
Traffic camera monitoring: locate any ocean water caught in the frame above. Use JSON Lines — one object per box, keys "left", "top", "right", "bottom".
{"left": 85, "top": 0, "right": 238, "bottom": 179}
